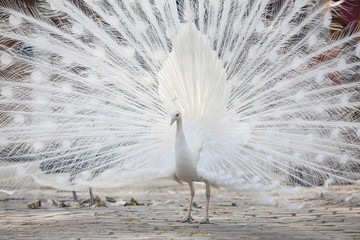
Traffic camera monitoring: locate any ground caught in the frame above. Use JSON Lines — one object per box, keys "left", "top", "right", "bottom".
{"left": 1, "top": 179, "right": 360, "bottom": 240}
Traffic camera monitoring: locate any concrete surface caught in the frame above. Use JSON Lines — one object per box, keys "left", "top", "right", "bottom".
{"left": 1, "top": 179, "right": 360, "bottom": 239}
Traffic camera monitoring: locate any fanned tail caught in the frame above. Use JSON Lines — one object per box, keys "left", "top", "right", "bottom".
{"left": 0, "top": 1, "right": 359, "bottom": 199}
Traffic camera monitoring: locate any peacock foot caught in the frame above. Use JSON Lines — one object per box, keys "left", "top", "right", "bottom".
{"left": 199, "top": 217, "right": 213, "bottom": 224}
{"left": 177, "top": 215, "right": 194, "bottom": 223}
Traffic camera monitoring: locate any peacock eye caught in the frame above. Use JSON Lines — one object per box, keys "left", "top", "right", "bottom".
{"left": 176, "top": 114, "right": 179, "bottom": 117}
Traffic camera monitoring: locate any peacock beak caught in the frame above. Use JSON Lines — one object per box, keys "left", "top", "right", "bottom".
{"left": 170, "top": 118, "right": 176, "bottom": 126}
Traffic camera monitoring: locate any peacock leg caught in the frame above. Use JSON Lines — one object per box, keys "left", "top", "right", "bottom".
{"left": 89, "top": 188, "right": 95, "bottom": 205}
{"left": 200, "top": 182, "right": 213, "bottom": 224}
{"left": 72, "top": 191, "right": 78, "bottom": 201}
{"left": 179, "top": 181, "right": 195, "bottom": 223}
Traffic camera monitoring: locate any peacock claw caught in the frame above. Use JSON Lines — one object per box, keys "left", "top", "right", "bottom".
{"left": 177, "top": 215, "right": 194, "bottom": 223}
{"left": 199, "top": 218, "right": 213, "bottom": 224}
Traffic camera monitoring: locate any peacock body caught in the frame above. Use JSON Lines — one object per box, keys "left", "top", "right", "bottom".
{"left": 0, "top": 0, "right": 360, "bottom": 216}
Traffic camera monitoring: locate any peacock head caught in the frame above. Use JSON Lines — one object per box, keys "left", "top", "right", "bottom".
{"left": 170, "top": 110, "right": 181, "bottom": 126}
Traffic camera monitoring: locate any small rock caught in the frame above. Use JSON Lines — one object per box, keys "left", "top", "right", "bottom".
{"left": 193, "top": 202, "right": 202, "bottom": 209}
{"left": 94, "top": 195, "right": 101, "bottom": 203}
{"left": 165, "top": 200, "right": 175, "bottom": 204}
{"left": 59, "top": 201, "right": 70, "bottom": 207}
{"left": 52, "top": 200, "right": 70, "bottom": 207}
{"left": 27, "top": 200, "right": 41, "bottom": 209}
{"left": 83, "top": 195, "right": 101, "bottom": 205}
{"left": 106, "top": 197, "right": 116, "bottom": 203}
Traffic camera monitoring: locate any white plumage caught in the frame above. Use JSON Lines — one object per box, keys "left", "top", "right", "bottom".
{"left": 0, "top": 0, "right": 360, "bottom": 221}
{"left": 170, "top": 109, "right": 213, "bottom": 223}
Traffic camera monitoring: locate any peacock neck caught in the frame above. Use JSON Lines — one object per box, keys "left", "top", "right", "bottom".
{"left": 175, "top": 118, "right": 188, "bottom": 149}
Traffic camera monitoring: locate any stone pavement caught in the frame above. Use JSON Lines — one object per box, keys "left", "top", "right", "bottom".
{"left": 0, "top": 179, "right": 360, "bottom": 240}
